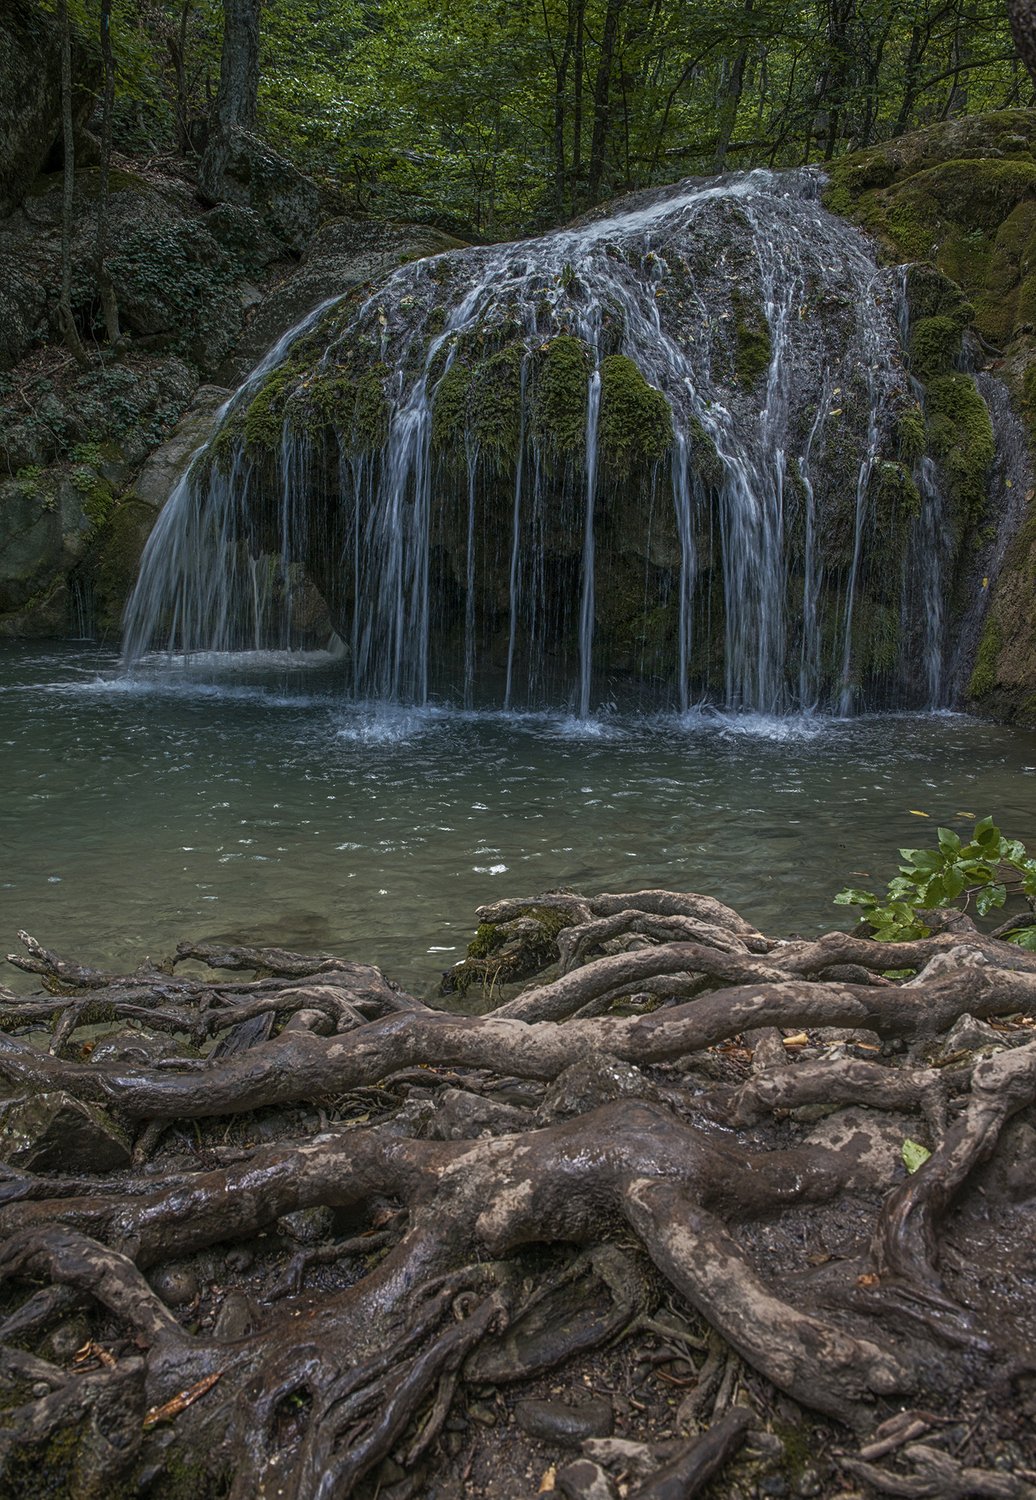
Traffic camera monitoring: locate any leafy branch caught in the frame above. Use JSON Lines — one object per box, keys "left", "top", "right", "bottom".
{"left": 834, "top": 815, "right": 1036, "bottom": 948}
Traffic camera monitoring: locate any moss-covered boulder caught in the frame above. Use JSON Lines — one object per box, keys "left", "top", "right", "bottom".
{"left": 827, "top": 111, "right": 1036, "bottom": 722}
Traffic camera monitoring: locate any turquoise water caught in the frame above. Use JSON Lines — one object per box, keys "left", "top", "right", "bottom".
{"left": 2, "top": 644, "right": 1035, "bottom": 997}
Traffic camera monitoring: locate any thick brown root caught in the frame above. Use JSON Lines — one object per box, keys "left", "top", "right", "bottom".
{"left": 0, "top": 888, "right": 1033, "bottom": 1498}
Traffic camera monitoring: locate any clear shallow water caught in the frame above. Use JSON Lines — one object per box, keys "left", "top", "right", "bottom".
{"left": 2, "top": 644, "right": 1036, "bottom": 998}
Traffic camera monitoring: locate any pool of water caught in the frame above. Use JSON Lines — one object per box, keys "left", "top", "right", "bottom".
{"left": 2, "top": 644, "right": 1035, "bottom": 999}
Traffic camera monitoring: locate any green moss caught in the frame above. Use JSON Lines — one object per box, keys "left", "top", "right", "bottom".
{"left": 351, "top": 368, "right": 390, "bottom": 451}
{"left": 77, "top": 497, "right": 158, "bottom": 636}
{"left": 597, "top": 354, "right": 672, "bottom": 471}
{"left": 895, "top": 404, "right": 927, "bottom": 463}
{"left": 925, "top": 374, "right": 995, "bottom": 529}
{"left": 732, "top": 291, "right": 772, "bottom": 386}
{"left": 905, "top": 158, "right": 1036, "bottom": 234}
{"left": 531, "top": 335, "right": 592, "bottom": 454}
{"left": 242, "top": 366, "right": 295, "bottom": 451}
{"left": 874, "top": 459, "right": 921, "bottom": 518}
{"left": 467, "top": 922, "right": 501, "bottom": 959}
{"left": 432, "top": 362, "right": 474, "bottom": 451}
{"left": 908, "top": 316, "right": 964, "bottom": 382}
{"left": 969, "top": 612, "right": 1002, "bottom": 698}
{"left": 904, "top": 265, "right": 974, "bottom": 327}
{"left": 468, "top": 345, "right": 524, "bottom": 454}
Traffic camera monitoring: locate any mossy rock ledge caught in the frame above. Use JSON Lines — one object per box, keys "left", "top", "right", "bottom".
{"left": 825, "top": 109, "right": 1036, "bottom": 724}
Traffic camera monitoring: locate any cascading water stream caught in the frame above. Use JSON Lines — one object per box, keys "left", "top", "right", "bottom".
{"left": 121, "top": 167, "right": 976, "bottom": 717}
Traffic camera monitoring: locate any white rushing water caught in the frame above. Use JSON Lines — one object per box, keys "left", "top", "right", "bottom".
{"left": 122, "top": 167, "right": 978, "bottom": 716}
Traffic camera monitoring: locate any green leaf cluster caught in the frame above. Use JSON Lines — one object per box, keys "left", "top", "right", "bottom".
{"left": 834, "top": 816, "right": 1036, "bottom": 946}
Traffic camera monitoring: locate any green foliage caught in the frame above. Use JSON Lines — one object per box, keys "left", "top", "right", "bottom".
{"left": 834, "top": 816, "right": 1036, "bottom": 943}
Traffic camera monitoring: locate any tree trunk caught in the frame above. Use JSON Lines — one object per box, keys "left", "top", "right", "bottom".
{"left": 96, "top": 0, "right": 120, "bottom": 347}
{"left": 198, "top": 0, "right": 261, "bottom": 201}
{"left": 1007, "top": 0, "right": 1036, "bottom": 90}
{"left": 212, "top": 0, "right": 260, "bottom": 133}
{"left": 588, "top": 0, "right": 623, "bottom": 203}
{"left": 57, "top": 0, "right": 89, "bottom": 368}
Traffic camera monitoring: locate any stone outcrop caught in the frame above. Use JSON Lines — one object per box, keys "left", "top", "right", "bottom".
{"left": 826, "top": 109, "right": 1036, "bottom": 723}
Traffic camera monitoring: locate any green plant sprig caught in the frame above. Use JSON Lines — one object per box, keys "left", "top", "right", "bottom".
{"left": 834, "top": 816, "right": 1036, "bottom": 948}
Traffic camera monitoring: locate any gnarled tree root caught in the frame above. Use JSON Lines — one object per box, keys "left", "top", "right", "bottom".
{"left": 0, "top": 887, "right": 1033, "bottom": 1497}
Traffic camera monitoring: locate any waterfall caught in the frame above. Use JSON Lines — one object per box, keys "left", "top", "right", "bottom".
{"left": 122, "top": 167, "right": 968, "bottom": 716}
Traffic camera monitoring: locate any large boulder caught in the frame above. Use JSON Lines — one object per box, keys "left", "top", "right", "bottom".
{"left": 0, "top": 0, "right": 95, "bottom": 216}
{"left": 217, "top": 217, "right": 466, "bottom": 384}
{"left": 198, "top": 127, "right": 323, "bottom": 254}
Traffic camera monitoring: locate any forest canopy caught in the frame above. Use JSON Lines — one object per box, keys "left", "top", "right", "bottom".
{"left": 59, "top": 0, "right": 1034, "bottom": 238}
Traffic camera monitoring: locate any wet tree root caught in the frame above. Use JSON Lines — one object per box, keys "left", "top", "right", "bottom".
{"left": 0, "top": 892, "right": 1034, "bottom": 1499}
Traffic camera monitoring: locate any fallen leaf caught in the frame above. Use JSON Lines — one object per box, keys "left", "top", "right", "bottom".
{"left": 902, "top": 1138, "right": 931, "bottom": 1173}
{"left": 856, "top": 1272, "right": 880, "bottom": 1289}
{"left": 73, "top": 1341, "right": 116, "bottom": 1369}
{"left": 908, "top": 809, "right": 930, "bottom": 817}
{"left": 539, "top": 1466, "right": 557, "bottom": 1493}
{"left": 782, "top": 1032, "right": 809, "bottom": 1046}
{"left": 143, "top": 1372, "right": 222, "bottom": 1430}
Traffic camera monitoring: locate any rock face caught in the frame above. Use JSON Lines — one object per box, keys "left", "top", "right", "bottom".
{"left": 0, "top": 1, "right": 94, "bottom": 216}
{"left": 0, "top": 90, "right": 458, "bottom": 640}
{"left": 827, "top": 109, "right": 1036, "bottom": 724}
{"left": 122, "top": 165, "right": 1004, "bottom": 715}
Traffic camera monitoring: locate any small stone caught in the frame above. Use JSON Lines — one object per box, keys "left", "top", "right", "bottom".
{"left": 468, "top": 1402, "right": 498, "bottom": 1426}
{"left": 796, "top": 1468, "right": 823, "bottom": 1497}
{"left": 941, "top": 1013, "right": 1006, "bottom": 1056}
{"left": 149, "top": 1264, "right": 199, "bottom": 1307}
{"left": 41, "top": 1315, "right": 90, "bottom": 1364}
{"left": 214, "top": 1290, "right": 258, "bottom": 1340}
{"left": 0, "top": 1091, "right": 131, "bottom": 1172}
{"left": 555, "top": 1458, "right": 618, "bottom": 1500}
{"left": 515, "top": 1396, "right": 614, "bottom": 1447}
{"left": 278, "top": 1206, "right": 334, "bottom": 1244}
{"left": 225, "top": 1246, "right": 254, "bottom": 1274}
{"left": 760, "top": 1477, "right": 788, "bottom": 1497}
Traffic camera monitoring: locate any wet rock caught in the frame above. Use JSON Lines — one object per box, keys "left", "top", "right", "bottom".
{"left": 279, "top": 1206, "right": 334, "bottom": 1244}
{"left": 940, "top": 1012, "right": 1007, "bottom": 1055}
{"left": 555, "top": 1458, "right": 618, "bottom": 1500}
{"left": 41, "top": 1315, "right": 91, "bottom": 1364}
{"left": 514, "top": 1395, "right": 614, "bottom": 1447}
{"left": 133, "top": 385, "right": 232, "bottom": 508}
{"left": 149, "top": 1264, "right": 199, "bottom": 1307}
{"left": 214, "top": 1290, "right": 258, "bottom": 1340}
{"left": 423, "top": 1088, "right": 532, "bottom": 1140}
{"left": 0, "top": 1090, "right": 131, "bottom": 1172}
{"left": 540, "top": 1056, "right": 652, "bottom": 1120}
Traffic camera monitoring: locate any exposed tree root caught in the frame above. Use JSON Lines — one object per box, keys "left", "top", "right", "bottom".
{"left": 0, "top": 890, "right": 1034, "bottom": 1498}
